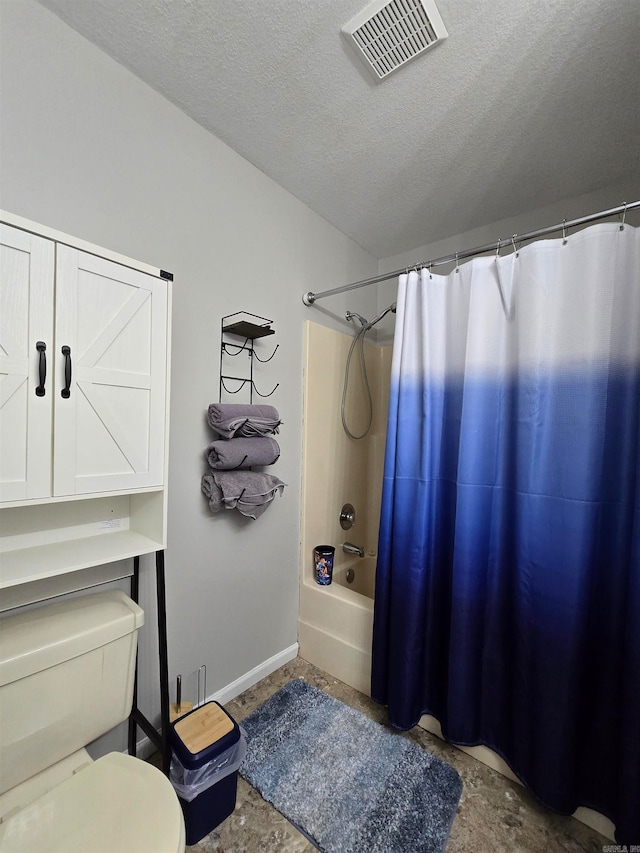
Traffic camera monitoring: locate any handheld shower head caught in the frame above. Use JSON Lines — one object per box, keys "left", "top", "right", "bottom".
{"left": 342, "top": 301, "right": 396, "bottom": 440}
{"left": 345, "top": 303, "right": 396, "bottom": 331}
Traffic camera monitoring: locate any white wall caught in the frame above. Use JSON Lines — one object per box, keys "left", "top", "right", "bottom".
{"left": 0, "top": 0, "right": 378, "bottom": 744}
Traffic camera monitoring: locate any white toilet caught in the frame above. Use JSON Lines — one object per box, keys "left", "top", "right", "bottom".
{"left": 0, "top": 590, "right": 185, "bottom": 852}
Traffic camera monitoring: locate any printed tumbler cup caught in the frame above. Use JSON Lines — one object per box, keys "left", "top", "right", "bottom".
{"left": 314, "top": 546, "right": 335, "bottom": 585}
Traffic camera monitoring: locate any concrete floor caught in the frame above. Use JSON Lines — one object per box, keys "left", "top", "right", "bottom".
{"left": 184, "top": 657, "right": 608, "bottom": 852}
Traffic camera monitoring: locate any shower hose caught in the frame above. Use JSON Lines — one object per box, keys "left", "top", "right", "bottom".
{"left": 341, "top": 324, "right": 374, "bottom": 440}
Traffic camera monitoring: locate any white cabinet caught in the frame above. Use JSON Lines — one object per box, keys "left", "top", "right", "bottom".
{"left": 0, "top": 214, "right": 171, "bottom": 596}
{"left": 53, "top": 245, "right": 167, "bottom": 496}
{"left": 1, "top": 228, "right": 167, "bottom": 501}
{"left": 0, "top": 224, "right": 55, "bottom": 501}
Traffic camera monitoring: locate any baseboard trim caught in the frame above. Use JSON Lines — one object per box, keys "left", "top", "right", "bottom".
{"left": 209, "top": 643, "right": 299, "bottom": 706}
{"left": 133, "top": 735, "right": 157, "bottom": 761}
{"left": 132, "top": 643, "right": 299, "bottom": 757}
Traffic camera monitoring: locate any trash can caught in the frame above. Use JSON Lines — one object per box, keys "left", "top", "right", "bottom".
{"left": 170, "top": 701, "right": 246, "bottom": 845}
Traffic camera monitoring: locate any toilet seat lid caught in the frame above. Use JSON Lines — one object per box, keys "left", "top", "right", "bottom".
{"left": 0, "top": 753, "right": 184, "bottom": 853}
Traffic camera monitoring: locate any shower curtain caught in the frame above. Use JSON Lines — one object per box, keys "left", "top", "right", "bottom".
{"left": 371, "top": 223, "right": 639, "bottom": 842}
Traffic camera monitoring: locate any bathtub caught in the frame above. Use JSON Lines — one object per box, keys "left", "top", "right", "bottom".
{"left": 332, "top": 556, "right": 376, "bottom": 599}
{"left": 298, "top": 556, "right": 376, "bottom": 696}
{"left": 300, "top": 321, "right": 391, "bottom": 698}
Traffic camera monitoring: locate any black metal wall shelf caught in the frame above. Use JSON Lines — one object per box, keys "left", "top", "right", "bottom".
{"left": 220, "top": 312, "right": 279, "bottom": 402}
{"left": 223, "top": 318, "right": 275, "bottom": 339}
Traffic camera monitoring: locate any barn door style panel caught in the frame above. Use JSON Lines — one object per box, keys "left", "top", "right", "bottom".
{"left": 53, "top": 247, "right": 168, "bottom": 496}
{"left": 0, "top": 225, "right": 54, "bottom": 502}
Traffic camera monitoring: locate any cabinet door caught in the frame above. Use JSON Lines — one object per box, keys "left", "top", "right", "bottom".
{"left": 53, "top": 246, "right": 168, "bottom": 496}
{"left": 0, "top": 225, "right": 54, "bottom": 502}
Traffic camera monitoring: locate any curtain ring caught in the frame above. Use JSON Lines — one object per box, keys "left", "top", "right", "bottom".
{"left": 455, "top": 251, "right": 459, "bottom": 273}
{"left": 428, "top": 261, "right": 433, "bottom": 279}
{"left": 562, "top": 219, "right": 568, "bottom": 245}
{"left": 495, "top": 238, "right": 501, "bottom": 261}
{"left": 511, "top": 234, "right": 519, "bottom": 258}
{"left": 620, "top": 202, "right": 627, "bottom": 231}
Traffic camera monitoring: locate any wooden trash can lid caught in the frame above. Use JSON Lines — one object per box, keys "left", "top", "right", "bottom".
{"left": 173, "top": 703, "right": 234, "bottom": 755}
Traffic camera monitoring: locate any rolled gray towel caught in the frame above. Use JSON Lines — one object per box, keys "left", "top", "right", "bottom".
{"left": 208, "top": 403, "right": 278, "bottom": 425}
{"left": 205, "top": 437, "right": 280, "bottom": 470}
{"left": 201, "top": 471, "right": 215, "bottom": 499}
{"left": 236, "top": 492, "right": 276, "bottom": 518}
{"left": 202, "top": 469, "right": 285, "bottom": 519}
{"left": 236, "top": 495, "right": 275, "bottom": 520}
{"left": 209, "top": 493, "right": 224, "bottom": 513}
{"left": 207, "top": 403, "right": 281, "bottom": 438}
{"left": 201, "top": 472, "right": 224, "bottom": 513}
{"left": 213, "top": 470, "right": 285, "bottom": 507}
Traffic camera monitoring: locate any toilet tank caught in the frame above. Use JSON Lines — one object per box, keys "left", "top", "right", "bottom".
{"left": 0, "top": 590, "right": 144, "bottom": 796}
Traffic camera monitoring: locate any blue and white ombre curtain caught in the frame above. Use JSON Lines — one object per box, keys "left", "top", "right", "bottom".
{"left": 371, "top": 222, "right": 639, "bottom": 842}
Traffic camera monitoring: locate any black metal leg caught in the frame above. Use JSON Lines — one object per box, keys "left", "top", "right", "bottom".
{"left": 155, "top": 550, "right": 171, "bottom": 775}
{"left": 128, "top": 556, "right": 140, "bottom": 757}
{"left": 127, "top": 551, "right": 171, "bottom": 776}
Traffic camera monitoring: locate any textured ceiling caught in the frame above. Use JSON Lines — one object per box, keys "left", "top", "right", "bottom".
{"left": 37, "top": 0, "right": 640, "bottom": 258}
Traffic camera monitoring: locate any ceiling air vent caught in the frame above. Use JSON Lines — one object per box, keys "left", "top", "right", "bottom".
{"left": 342, "top": 0, "right": 448, "bottom": 80}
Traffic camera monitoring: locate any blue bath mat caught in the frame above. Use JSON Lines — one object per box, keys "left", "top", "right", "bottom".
{"left": 239, "top": 680, "right": 462, "bottom": 852}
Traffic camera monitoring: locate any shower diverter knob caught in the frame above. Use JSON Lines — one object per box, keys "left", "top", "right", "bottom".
{"left": 340, "top": 503, "right": 356, "bottom": 530}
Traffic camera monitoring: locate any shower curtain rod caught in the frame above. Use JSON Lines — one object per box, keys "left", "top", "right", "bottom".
{"left": 302, "top": 200, "right": 639, "bottom": 306}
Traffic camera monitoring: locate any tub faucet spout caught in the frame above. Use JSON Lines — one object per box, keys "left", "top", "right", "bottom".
{"left": 342, "top": 542, "right": 365, "bottom": 558}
